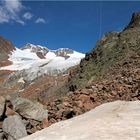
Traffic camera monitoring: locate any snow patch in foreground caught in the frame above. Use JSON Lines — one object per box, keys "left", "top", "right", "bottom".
{"left": 21, "top": 101, "right": 140, "bottom": 140}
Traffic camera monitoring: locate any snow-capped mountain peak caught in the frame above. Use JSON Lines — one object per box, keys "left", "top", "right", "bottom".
{"left": 22, "top": 43, "right": 49, "bottom": 59}
{"left": 0, "top": 42, "right": 85, "bottom": 78}
{"left": 21, "top": 43, "right": 84, "bottom": 59}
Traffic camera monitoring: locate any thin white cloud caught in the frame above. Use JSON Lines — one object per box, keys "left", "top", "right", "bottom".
{"left": 0, "top": 0, "right": 25, "bottom": 25}
{"left": 35, "top": 18, "right": 46, "bottom": 24}
{"left": 23, "top": 12, "right": 33, "bottom": 20}
{"left": 16, "top": 19, "right": 25, "bottom": 25}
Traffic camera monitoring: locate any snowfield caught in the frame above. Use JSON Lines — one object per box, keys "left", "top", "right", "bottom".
{"left": 0, "top": 46, "right": 85, "bottom": 76}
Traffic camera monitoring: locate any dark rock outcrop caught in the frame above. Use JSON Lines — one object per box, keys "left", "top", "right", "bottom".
{"left": 125, "top": 12, "right": 140, "bottom": 29}
{"left": 22, "top": 43, "right": 49, "bottom": 59}
{"left": 54, "top": 48, "right": 73, "bottom": 58}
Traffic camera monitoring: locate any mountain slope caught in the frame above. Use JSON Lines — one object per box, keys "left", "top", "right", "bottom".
{"left": 41, "top": 12, "right": 140, "bottom": 125}
{"left": 0, "top": 36, "right": 15, "bottom": 67}
{"left": 67, "top": 13, "right": 140, "bottom": 91}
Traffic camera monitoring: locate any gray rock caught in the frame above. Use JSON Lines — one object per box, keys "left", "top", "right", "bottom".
{"left": 2, "top": 115, "right": 27, "bottom": 140}
{"left": 12, "top": 98, "right": 48, "bottom": 122}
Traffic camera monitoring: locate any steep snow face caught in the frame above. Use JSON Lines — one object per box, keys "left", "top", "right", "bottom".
{"left": 11, "top": 48, "right": 39, "bottom": 60}
{"left": 45, "top": 51, "right": 56, "bottom": 59}
{"left": 0, "top": 45, "right": 85, "bottom": 77}
{"left": 67, "top": 51, "right": 86, "bottom": 59}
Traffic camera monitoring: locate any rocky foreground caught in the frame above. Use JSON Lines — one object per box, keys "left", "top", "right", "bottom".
{"left": 21, "top": 101, "right": 140, "bottom": 140}
{"left": 0, "top": 97, "right": 48, "bottom": 139}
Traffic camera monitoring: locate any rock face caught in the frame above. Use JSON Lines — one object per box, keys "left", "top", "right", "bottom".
{"left": 54, "top": 48, "right": 74, "bottom": 58}
{"left": 22, "top": 43, "right": 49, "bottom": 59}
{"left": 2, "top": 115, "right": 27, "bottom": 140}
{"left": 0, "top": 36, "right": 15, "bottom": 67}
{"left": 21, "top": 101, "right": 140, "bottom": 140}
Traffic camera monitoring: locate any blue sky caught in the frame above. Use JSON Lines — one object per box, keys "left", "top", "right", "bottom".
{"left": 0, "top": 1, "right": 140, "bottom": 53}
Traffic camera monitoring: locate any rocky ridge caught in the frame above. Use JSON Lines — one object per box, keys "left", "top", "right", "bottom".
{"left": 22, "top": 43, "right": 75, "bottom": 59}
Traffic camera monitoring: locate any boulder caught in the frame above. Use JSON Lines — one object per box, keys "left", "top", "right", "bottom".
{"left": 11, "top": 97, "right": 48, "bottom": 122}
{"left": 2, "top": 115, "right": 27, "bottom": 140}
{"left": 20, "top": 101, "right": 140, "bottom": 140}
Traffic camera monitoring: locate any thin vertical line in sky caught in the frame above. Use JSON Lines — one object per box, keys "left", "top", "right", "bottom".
{"left": 99, "top": 1, "right": 102, "bottom": 38}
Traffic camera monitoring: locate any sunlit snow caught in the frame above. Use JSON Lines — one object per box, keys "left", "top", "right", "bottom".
{"left": 0, "top": 46, "right": 85, "bottom": 75}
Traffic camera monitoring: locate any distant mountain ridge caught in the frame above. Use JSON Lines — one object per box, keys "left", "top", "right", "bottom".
{"left": 0, "top": 38, "right": 85, "bottom": 81}
{"left": 22, "top": 43, "right": 76, "bottom": 59}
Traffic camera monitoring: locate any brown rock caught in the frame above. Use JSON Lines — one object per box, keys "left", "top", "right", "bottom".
{"left": 29, "top": 119, "right": 40, "bottom": 127}
{"left": 116, "top": 85, "right": 125, "bottom": 92}
{"left": 27, "top": 127, "right": 38, "bottom": 134}
{"left": 42, "top": 118, "right": 49, "bottom": 128}
{"left": 75, "top": 100, "right": 83, "bottom": 108}
{"left": 90, "top": 92, "right": 98, "bottom": 99}
{"left": 83, "top": 101, "right": 95, "bottom": 110}
{"left": 5, "top": 107, "right": 16, "bottom": 116}
{"left": 78, "top": 95, "right": 90, "bottom": 103}
{"left": 0, "top": 121, "right": 3, "bottom": 129}
{"left": 80, "top": 89, "right": 92, "bottom": 95}
{"left": 62, "top": 102, "right": 72, "bottom": 107}
{"left": 49, "top": 118, "right": 57, "bottom": 125}
{"left": 36, "top": 125, "right": 42, "bottom": 130}
{"left": 74, "top": 90, "right": 80, "bottom": 95}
